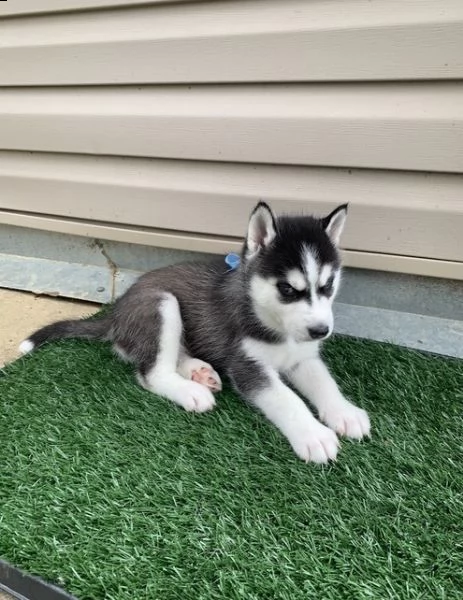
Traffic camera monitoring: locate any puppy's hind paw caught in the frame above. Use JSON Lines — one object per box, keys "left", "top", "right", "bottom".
{"left": 178, "top": 358, "right": 222, "bottom": 393}
{"left": 191, "top": 366, "right": 222, "bottom": 393}
{"left": 176, "top": 380, "right": 217, "bottom": 413}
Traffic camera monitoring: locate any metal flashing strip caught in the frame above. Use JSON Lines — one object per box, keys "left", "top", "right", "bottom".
{"left": 0, "top": 561, "right": 77, "bottom": 600}
{"left": 335, "top": 303, "right": 463, "bottom": 359}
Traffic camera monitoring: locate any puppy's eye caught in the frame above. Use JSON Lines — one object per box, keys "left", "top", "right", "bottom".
{"left": 277, "top": 282, "right": 298, "bottom": 298}
{"left": 318, "top": 284, "right": 332, "bottom": 295}
{"left": 319, "top": 279, "right": 334, "bottom": 296}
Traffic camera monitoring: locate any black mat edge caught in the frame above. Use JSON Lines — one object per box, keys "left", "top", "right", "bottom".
{"left": 0, "top": 561, "right": 77, "bottom": 600}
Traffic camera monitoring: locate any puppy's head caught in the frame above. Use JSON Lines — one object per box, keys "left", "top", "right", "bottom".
{"left": 243, "top": 202, "right": 347, "bottom": 342}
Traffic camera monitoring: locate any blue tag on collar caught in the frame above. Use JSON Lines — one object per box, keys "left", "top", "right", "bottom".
{"left": 225, "top": 253, "right": 240, "bottom": 271}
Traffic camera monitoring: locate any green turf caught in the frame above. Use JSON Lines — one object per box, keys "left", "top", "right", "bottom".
{"left": 1, "top": 336, "right": 462, "bottom": 600}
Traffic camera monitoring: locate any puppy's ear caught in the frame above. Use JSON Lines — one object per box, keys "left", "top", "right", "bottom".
{"left": 244, "top": 202, "right": 277, "bottom": 259}
{"left": 322, "top": 203, "right": 348, "bottom": 246}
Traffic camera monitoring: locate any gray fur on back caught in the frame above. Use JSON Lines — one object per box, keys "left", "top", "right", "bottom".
{"left": 109, "top": 257, "right": 275, "bottom": 375}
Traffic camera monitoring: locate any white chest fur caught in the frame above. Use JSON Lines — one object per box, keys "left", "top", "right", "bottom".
{"left": 242, "top": 337, "right": 320, "bottom": 373}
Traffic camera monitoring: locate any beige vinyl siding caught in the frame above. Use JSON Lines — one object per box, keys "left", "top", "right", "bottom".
{"left": 0, "top": 0, "right": 462, "bottom": 280}
{"left": 0, "top": 0, "right": 190, "bottom": 17}
{"left": 1, "top": 151, "right": 462, "bottom": 263}
{"left": 1, "top": 85, "right": 463, "bottom": 172}
{"left": 1, "top": 1, "right": 463, "bottom": 84}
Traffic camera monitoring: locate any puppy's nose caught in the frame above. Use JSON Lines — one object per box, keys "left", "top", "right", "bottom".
{"left": 308, "top": 325, "right": 330, "bottom": 340}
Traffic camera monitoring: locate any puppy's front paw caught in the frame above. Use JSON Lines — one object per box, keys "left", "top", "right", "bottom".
{"left": 289, "top": 422, "right": 339, "bottom": 464}
{"left": 320, "top": 400, "right": 370, "bottom": 440}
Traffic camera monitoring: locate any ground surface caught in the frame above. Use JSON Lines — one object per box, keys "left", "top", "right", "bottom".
{"left": 1, "top": 327, "right": 462, "bottom": 600}
{"left": 0, "top": 289, "right": 98, "bottom": 367}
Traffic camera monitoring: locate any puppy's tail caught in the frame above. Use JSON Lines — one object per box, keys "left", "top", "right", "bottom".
{"left": 19, "top": 315, "right": 112, "bottom": 355}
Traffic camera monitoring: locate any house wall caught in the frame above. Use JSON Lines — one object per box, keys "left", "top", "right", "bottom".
{"left": 1, "top": 0, "right": 462, "bottom": 279}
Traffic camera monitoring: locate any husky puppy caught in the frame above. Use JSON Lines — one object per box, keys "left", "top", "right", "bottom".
{"left": 20, "top": 202, "right": 370, "bottom": 463}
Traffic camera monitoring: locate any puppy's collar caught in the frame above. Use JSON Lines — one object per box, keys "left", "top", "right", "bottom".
{"left": 225, "top": 253, "right": 240, "bottom": 271}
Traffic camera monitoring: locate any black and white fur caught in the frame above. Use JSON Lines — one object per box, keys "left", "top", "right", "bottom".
{"left": 19, "top": 203, "right": 370, "bottom": 463}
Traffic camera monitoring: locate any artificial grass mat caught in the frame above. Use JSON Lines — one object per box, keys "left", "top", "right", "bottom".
{"left": 0, "top": 336, "right": 462, "bottom": 600}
